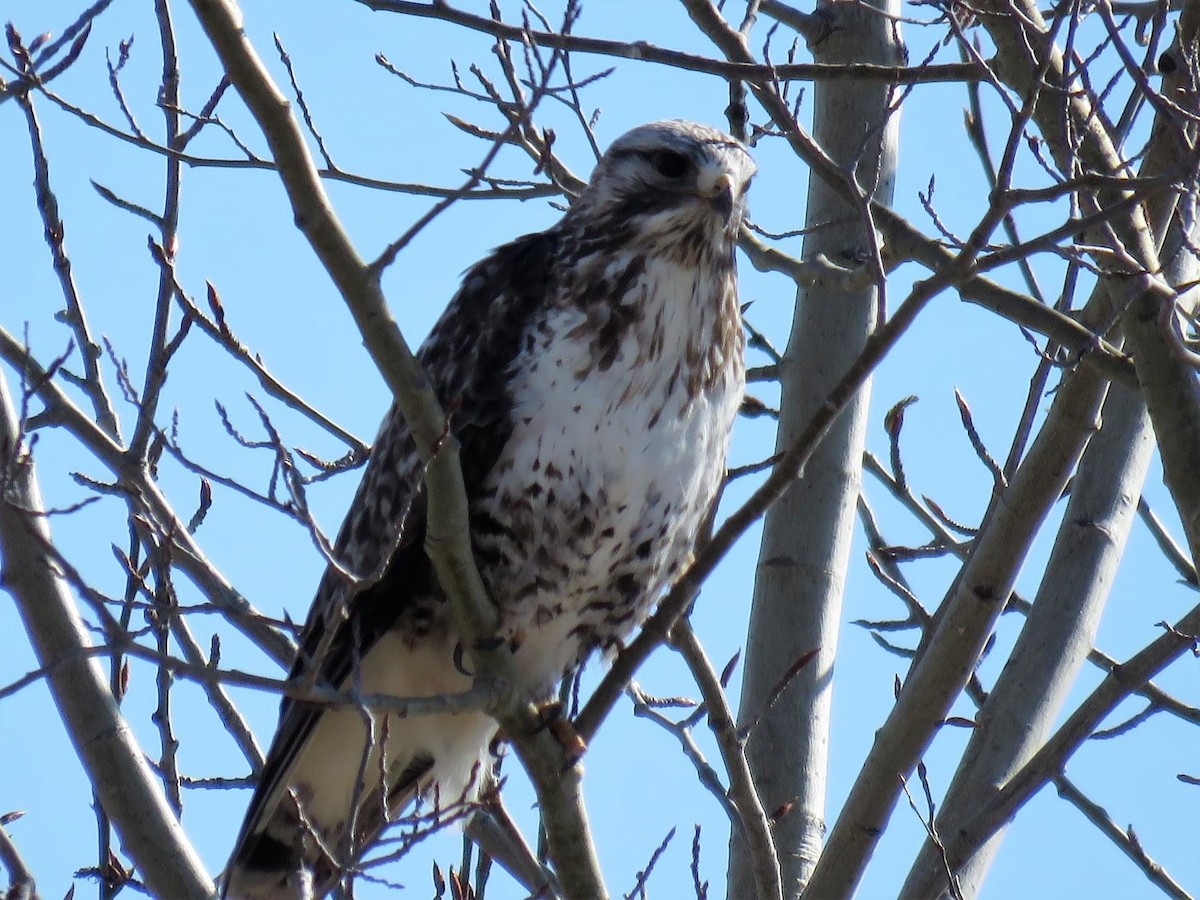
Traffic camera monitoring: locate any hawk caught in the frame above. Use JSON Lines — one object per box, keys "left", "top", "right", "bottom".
{"left": 223, "top": 119, "right": 755, "bottom": 898}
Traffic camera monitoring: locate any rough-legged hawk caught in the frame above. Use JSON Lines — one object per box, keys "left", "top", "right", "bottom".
{"left": 224, "top": 119, "right": 755, "bottom": 898}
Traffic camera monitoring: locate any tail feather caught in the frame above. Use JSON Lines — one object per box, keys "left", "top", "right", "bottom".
{"left": 222, "top": 634, "right": 497, "bottom": 899}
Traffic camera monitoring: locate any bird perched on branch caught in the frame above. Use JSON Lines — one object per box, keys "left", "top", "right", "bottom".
{"left": 224, "top": 119, "right": 755, "bottom": 899}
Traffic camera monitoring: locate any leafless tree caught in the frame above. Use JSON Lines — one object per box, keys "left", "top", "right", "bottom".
{"left": 2, "top": 1, "right": 1197, "bottom": 899}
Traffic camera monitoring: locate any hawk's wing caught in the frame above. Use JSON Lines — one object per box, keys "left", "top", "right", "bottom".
{"left": 224, "top": 229, "right": 560, "bottom": 896}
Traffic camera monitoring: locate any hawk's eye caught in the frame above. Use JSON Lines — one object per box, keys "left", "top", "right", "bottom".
{"left": 651, "top": 150, "right": 692, "bottom": 179}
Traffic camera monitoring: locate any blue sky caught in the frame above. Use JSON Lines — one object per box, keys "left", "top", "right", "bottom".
{"left": 1, "top": 2, "right": 1197, "bottom": 898}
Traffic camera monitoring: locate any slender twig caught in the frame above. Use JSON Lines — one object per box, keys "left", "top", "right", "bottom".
{"left": 629, "top": 684, "right": 740, "bottom": 822}
{"left": 11, "top": 54, "right": 121, "bottom": 439}
{"left": 671, "top": 623, "right": 782, "bottom": 900}
{"left": 128, "top": 0, "right": 186, "bottom": 459}
{"left": 1137, "top": 497, "right": 1198, "bottom": 585}
{"left": 965, "top": 599, "right": 1200, "bottom": 857}
{"left": 29, "top": 81, "right": 558, "bottom": 199}
{"left": 0, "top": 371, "right": 212, "bottom": 898}
{"left": 865, "top": 451, "right": 1200, "bottom": 729}
{"left": 0, "top": 818, "right": 41, "bottom": 900}
{"left": 1053, "top": 774, "right": 1195, "bottom": 900}
{"left": 356, "top": 0, "right": 980, "bottom": 84}
{"left": 0, "top": 324, "right": 294, "bottom": 665}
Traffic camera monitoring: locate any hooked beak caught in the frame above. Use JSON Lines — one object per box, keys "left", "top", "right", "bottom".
{"left": 705, "top": 172, "right": 737, "bottom": 221}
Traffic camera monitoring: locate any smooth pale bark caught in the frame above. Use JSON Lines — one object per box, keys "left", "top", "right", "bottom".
{"left": 0, "top": 374, "right": 213, "bottom": 898}
{"left": 899, "top": 376, "right": 1154, "bottom": 898}
{"left": 901, "top": 109, "right": 1200, "bottom": 894}
{"left": 1118, "top": 4, "right": 1200, "bottom": 572}
{"left": 803, "top": 323, "right": 1112, "bottom": 898}
{"left": 728, "top": 2, "right": 900, "bottom": 896}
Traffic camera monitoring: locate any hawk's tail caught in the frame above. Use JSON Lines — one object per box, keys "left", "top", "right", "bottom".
{"left": 222, "top": 634, "right": 497, "bottom": 899}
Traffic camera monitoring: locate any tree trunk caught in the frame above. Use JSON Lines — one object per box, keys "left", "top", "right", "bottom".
{"left": 728, "top": 3, "right": 901, "bottom": 896}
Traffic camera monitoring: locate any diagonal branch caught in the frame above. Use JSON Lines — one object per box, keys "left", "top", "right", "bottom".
{"left": 183, "top": 2, "right": 606, "bottom": 895}
{"left": 0, "top": 324, "right": 294, "bottom": 666}
{"left": 0, "top": 371, "right": 212, "bottom": 898}
{"left": 0, "top": 817, "right": 41, "bottom": 900}
{"left": 671, "top": 622, "right": 782, "bottom": 900}
{"left": 355, "top": 0, "right": 979, "bottom": 84}
{"left": 183, "top": 0, "right": 495, "bottom": 643}
{"left": 808, "top": 2, "right": 1200, "bottom": 894}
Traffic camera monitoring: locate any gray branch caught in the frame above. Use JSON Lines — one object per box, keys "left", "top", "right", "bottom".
{"left": 0, "top": 372, "right": 212, "bottom": 897}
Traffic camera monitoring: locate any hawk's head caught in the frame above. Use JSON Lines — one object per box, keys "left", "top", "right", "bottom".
{"left": 569, "top": 120, "right": 756, "bottom": 259}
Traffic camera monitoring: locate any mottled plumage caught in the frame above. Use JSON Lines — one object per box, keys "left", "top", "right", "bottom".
{"left": 224, "top": 120, "right": 755, "bottom": 898}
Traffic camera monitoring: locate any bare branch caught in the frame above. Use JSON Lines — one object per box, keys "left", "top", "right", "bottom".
{"left": 0, "top": 324, "right": 294, "bottom": 665}
{"left": 1053, "top": 775, "right": 1194, "bottom": 900}
{"left": 183, "top": 2, "right": 608, "bottom": 894}
{"left": 0, "top": 371, "right": 212, "bottom": 897}
{"left": 356, "top": 0, "right": 981, "bottom": 84}
{"left": 671, "top": 623, "right": 782, "bottom": 900}
{"left": 11, "top": 56, "right": 121, "bottom": 439}
{"left": 0, "top": 816, "right": 41, "bottom": 900}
